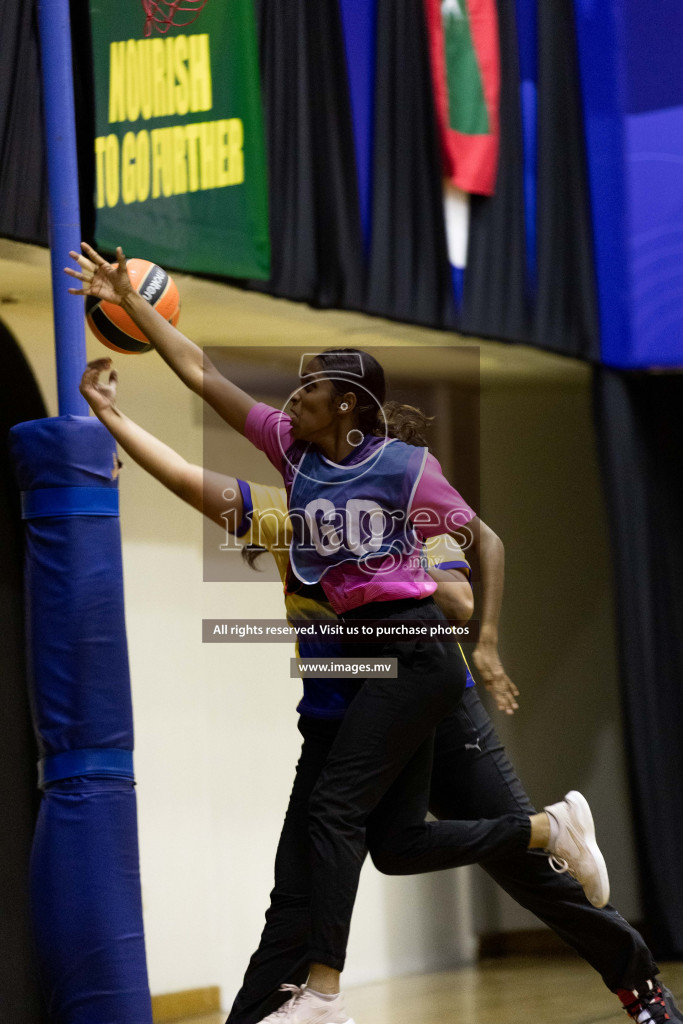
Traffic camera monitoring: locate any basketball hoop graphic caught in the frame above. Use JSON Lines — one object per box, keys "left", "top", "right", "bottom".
{"left": 141, "top": 0, "right": 209, "bottom": 37}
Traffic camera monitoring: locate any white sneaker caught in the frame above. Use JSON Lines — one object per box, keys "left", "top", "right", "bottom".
{"left": 543, "top": 790, "right": 610, "bottom": 908}
{"left": 257, "top": 984, "right": 356, "bottom": 1024}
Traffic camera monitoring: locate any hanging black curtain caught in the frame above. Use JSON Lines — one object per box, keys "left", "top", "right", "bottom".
{"left": 462, "top": 0, "right": 599, "bottom": 354}
{"left": 460, "top": 0, "right": 529, "bottom": 343}
{"left": 364, "top": 0, "right": 456, "bottom": 329}
{"left": 70, "top": 0, "right": 97, "bottom": 243}
{"left": 594, "top": 369, "right": 683, "bottom": 958}
{"left": 1, "top": 0, "right": 600, "bottom": 359}
{"left": 251, "top": 0, "right": 364, "bottom": 309}
{"left": 0, "top": 0, "right": 95, "bottom": 247}
{"left": 534, "top": 0, "right": 600, "bottom": 360}
{"left": 0, "top": 0, "right": 48, "bottom": 244}
{"left": 0, "top": 323, "right": 49, "bottom": 1022}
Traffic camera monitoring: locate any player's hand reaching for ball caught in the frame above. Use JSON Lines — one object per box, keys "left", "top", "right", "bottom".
{"left": 80, "top": 358, "right": 120, "bottom": 418}
{"left": 65, "top": 242, "right": 132, "bottom": 306}
{"left": 472, "top": 640, "right": 520, "bottom": 715}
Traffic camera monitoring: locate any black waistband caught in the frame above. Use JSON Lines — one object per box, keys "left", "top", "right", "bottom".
{"left": 340, "top": 595, "right": 436, "bottom": 620}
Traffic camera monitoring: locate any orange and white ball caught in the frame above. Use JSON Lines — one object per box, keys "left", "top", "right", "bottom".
{"left": 85, "top": 258, "right": 180, "bottom": 354}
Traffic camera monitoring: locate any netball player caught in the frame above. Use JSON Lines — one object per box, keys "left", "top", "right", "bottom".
{"left": 69, "top": 246, "right": 611, "bottom": 1024}
{"left": 77, "top": 359, "right": 681, "bottom": 1024}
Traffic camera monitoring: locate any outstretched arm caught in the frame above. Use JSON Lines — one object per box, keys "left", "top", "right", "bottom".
{"left": 66, "top": 243, "right": 257, "bottom": 435}
{"left": 462, "top": 516, "right": 520, "bottom": 715}
{"left": 80, "top": 359, "right": 243, "bottom": 530}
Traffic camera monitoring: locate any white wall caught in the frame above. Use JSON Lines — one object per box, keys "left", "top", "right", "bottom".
{"left": 470, "top": 377, "right": 641, "bottom": 934}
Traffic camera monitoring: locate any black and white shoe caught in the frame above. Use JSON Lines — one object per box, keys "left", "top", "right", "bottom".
{"left": 619, "top": 979, "right": 683, "bottom": 1023}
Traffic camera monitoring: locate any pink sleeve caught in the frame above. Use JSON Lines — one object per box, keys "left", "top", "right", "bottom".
{"left": 410, "top": 452, "right": 476, "bottom": 537}
{"left": 244, "top": 403, "right": 295, "bottom": 475}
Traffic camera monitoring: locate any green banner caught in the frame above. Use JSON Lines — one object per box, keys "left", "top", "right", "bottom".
{"left": 89, "top": 0, "right": 270, "bottom": 278}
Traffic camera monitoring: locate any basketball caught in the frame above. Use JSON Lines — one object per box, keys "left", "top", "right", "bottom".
{"left": 85, "top": 258, "right": 180, "bottom": 354}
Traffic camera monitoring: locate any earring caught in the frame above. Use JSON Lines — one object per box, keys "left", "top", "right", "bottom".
{"left": 347, "top": 429, "right": 364, "bottom": 447}
{"left": 340, "top": 402, "right": 349, "bottom": 411}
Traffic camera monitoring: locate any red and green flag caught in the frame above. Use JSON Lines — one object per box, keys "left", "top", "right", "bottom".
{"left": 424, "top": 0, "right": 501, "bottom": 196}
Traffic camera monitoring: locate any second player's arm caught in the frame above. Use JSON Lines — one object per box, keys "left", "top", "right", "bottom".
{"left": 80, "top": 359, "right": 243, "bottom": 529}
{"left": 460, "top": 516, "right": 520, "bottom": 714}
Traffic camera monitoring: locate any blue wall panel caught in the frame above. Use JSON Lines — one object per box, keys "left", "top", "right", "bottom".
{"left": 573, "top": 0, "right": 683, "bottom": 368}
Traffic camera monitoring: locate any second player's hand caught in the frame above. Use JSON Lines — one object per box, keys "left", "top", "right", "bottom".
{"left": 65, "top": 242, "right": 132, "bottom": 306}
{"left": 472, "top": 642, "right": 520, "bottom": 714}
{"left": 80, "top": 358, "right": 119, "bottom": 417}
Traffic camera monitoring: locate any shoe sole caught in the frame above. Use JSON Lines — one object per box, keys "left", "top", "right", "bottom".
{"left": 565, "top": 790, "right": 610, "bottom": 908}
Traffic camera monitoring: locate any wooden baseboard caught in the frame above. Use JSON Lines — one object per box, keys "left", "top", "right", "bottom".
{"left": 478, "top": 928, "right": 579, "bottom": 960}
{"left": 152, "top": 986, "right": 221, "bottom": 1022}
